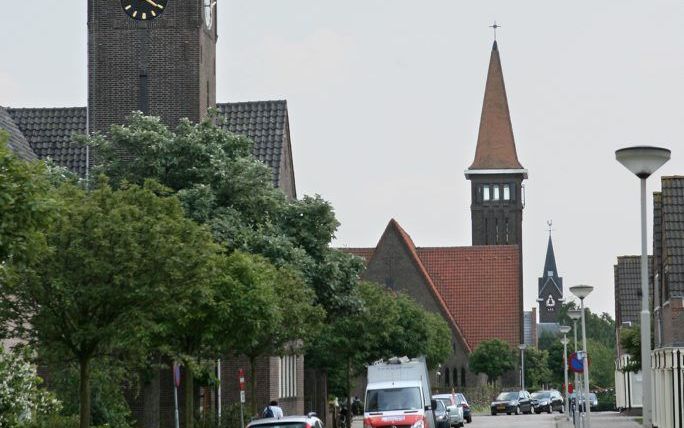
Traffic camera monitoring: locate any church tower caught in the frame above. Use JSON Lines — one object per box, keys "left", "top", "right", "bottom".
{"left": 87, "top": 0, "right": 217, "bottom": 133}
{"left": 537, "top": 228, "right": 564, "bottom": 323}
{"left": 465, "top": 41, "right": 527, "bottom": 248}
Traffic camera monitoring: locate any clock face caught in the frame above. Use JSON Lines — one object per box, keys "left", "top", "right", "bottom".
{"left": 121, "top": 0, "right": 169, "bottom": 21}
{"left": 203, "top": 0, "right": 213, "bottom": 30}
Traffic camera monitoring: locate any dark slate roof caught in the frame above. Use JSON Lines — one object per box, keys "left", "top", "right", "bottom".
{"left": 0, "top": 106, "right": 37, "bottom": 161}
{"left": 7, "top": 107, "right": 88, "bottom": 175}
{"left": 661, "top": 177, "right": 684, "bottom": 296}
{"left": 543, "top": 236, "right": 559, "bottom": 278}
{"left": 5, "top": 102, "right": 292, "bottom": 190}
{"left": 614, "top": 255, "right": 652, "bottom": 326}
{"left": 216, "top": 101, "right": 289, "bottom": 188}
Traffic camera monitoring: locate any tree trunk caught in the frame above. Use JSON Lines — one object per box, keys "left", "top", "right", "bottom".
{"left": 250, "top": 356, "right": 258, "bottom": 417}
{"left": 142, "top": 369, "right": 161, "bottom": 428}
{"left": 184, "top": 367, "right": 195, "bottom": 428}
{"left": 346, "top": 358, "right": 352, "bottom": 428}
{"left": 79, "top": 357, "right": 91, "bottom": 428}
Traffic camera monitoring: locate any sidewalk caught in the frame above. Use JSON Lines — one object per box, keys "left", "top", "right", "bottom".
{"left": 555, "top": 412, "right": 641, "bottom": 428}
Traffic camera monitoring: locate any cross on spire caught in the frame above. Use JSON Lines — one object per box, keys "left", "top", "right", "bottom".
{"left": 547, "top": 220, "right": 554, "bottom": 236}
{"left": 489, "top": 21, "right": 501, "bottom": 41}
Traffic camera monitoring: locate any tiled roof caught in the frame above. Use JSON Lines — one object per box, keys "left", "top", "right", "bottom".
{"left": 0, "top": 106, "right": 36, "bottom": 161}
{"left": 342, "top": 248, "right": 375, "bottom": 263}
{"left": 661, "top": 177, "right": 684, "bottom": 296}
{"left": 614, "top": 255, "right": 652, "bottom": 327}
{"left": 216, "top": 101, "right": 290, "bottom": 188}
{"left": 6, "top": 107, "right": 88, "bottom": 175}
{"left": 417, "top": 245, "right": 520, "bottom": 350}
{"left": 468, "top": 41, "right": 524, "bottom": 171}
{"left": 343, "top": 220, "right": 521, "bottom": 353}
{"left": 5, "top": 102, "right": 292, "bottom": 189}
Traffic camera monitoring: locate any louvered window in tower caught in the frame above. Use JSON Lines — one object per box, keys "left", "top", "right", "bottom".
{"left": 503, "top": 184, "right": 511, "bottom": 200}
{"left": 483, "top": 186, "right": 490, "bottom": 201}
{"left": 493, "top": 185, "right": 500, "bottom": 201}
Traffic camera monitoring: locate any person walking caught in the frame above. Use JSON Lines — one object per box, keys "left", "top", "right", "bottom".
{"left": 262, "top": 400, "right": 284, "bottom": 419}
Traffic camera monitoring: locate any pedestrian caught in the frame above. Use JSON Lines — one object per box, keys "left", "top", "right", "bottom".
{"left": 262, "top": 400, "right": 284, "bottom": 419}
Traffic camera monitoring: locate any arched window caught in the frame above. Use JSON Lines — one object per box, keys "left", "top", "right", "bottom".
{"left": 461, "top": 367, "right": 466, "bottom": 387}
{"left": 444, "top": 367, "right": 450, "bottom": 387}
{"left": 453, "top": 368, "right": 458, "bottom": 388}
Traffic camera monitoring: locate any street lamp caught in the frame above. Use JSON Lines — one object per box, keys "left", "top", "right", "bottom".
{"left": 567, "top": 309, "right": 582, "bottom": 427}
{"left": 560, "top": 325, "right": 571, "bottom": 420}
{"left": 518, "top": 344, "right": 527, "bottom": 390}
{"left": 570, "top": 285, "right": 594, "bottom": 428}
{"left": 616, "top": 145, "right": 671, "bottom": 428}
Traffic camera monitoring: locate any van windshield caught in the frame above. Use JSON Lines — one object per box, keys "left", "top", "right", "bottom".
{"left": 365, "top": 387, "right": 423, "bottom": 412}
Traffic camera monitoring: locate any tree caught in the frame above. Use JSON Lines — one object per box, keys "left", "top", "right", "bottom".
{"left": 0, "top": 132, "right": 54, "bottom": 266}
{"left": 523, "top": 347, "right": 552, "bottom": 389}
{"left": 0, "top": 180, "right": 220, "bottom": 428}
{"left": 586, "top": 339, "right": 615, "bottom": 388}
{"left": 468, "top": 339, "right": 516, "bottom": 385}
{"left": 0, "top": 347, "right": 61, "bottom": 427}
{"left": 619, "top": 325, "right": 641, "bottom": 373}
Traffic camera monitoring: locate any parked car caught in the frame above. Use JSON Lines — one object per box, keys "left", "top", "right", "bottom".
{"left": 433, "top": 399, "right": 451, "bottom": 428}
{"left": 247, "top": 414, "right": 324, "bottom": 428}
{"left": 455, "top": 393, "right": 472, "bottom": 424}
{"left": 432, "top": 394, "right": 465, "bottom": 427}
{"left": 490, "top": 390, "right": 533, "bottom": 415}
{"left": 531, "top": 390, "right": 564, "bottom": 413}
{"left": 570, "top": 392, "right": 598, "bottom": 411}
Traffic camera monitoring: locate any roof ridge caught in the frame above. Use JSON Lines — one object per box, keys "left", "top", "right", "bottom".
{"left": 6, "top": 106, "right": 86, "bottom": 111}
{"left": 379, "top": 219, "right": 472, "bottom": 352}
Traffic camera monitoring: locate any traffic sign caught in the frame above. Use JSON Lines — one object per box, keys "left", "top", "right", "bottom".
{"left": 569, "top": 352, "right": 589, "bottom": 373}
{"left": 173, "top": 363, "right": 182, "bottom": 387}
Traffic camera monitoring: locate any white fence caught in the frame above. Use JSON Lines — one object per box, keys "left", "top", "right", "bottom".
{"left": 615, "top": 354, "right": 643, "bottom": 410}
{"left": 652, "top": 348, "right": 684, "bottom": 428}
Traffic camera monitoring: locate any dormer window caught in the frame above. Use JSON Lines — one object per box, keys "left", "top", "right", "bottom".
{"left": 548, "top": 270, "right": 554, "bottom": 277}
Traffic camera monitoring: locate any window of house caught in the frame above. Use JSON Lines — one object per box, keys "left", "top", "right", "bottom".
{"left": 279, "top": 355, "right": 297, "bottom": 398}
{"left": 503, "top": 184, "right": 511, "bottom": 200}
{"left": 493, "top": 185, "right": 500, "bottom": 201}
{"left": 483, "top": 185, "right": 490, "bottom": 201}
{"left": 453, "top": 368, "right": 458, "bottom": 388}
{"left": 461, "top": 368, "right": 466, "bottom": 387}
{"left": 444, "top": 368, "right": 450, "bottom": 387}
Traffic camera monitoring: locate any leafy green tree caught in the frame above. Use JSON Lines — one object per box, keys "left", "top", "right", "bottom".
{"left": 586, "top": 339, "right": 615, "bottom": 388}
{"left": 523, "top": 347, "right": 552, "bottom": 389}
{"left": 557, "top": 302, "right": 616, "bottom": 349}
{"left": 468, "top": 339, "right": 516, "bottom": 385}
{"left": 0, "top": 132, "right": 54, "bottom": 267}
{"left": 619, "top": 325, "right": 641, "bottom": 373}
{"left": 0, "top": 347, "right": 61, "bottom": 427}
{"left": 221, "top": 251, "right": 324, "bottom": 414}
{"left": 0, "top": 180, "right": 220, "bottom": 428}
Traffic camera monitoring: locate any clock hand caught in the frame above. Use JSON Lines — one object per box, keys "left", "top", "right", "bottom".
{"left": 144, "top": 0, "right": 163, "bottom": 8}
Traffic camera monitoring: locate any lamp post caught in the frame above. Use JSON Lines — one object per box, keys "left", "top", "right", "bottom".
{"left": 560, "top": 325, "right": 571, "bottom": 420}
{"left": 616, "top": 145, "right": 671, "bottom": 428}
{"left": 518, "top": 344, "right": 527, "bottom": 390}
{"left": 570, "top": 285, "right": 594, "bottom": 428}
{"left": 568, "top": 309, "right": 582, "bottom": 426}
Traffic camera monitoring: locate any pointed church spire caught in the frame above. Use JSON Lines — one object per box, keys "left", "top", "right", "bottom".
{"left": 468, "top": 41, "right": 525, "bottom": 171}
{"left": 543, "top": 234, "right": 558, "bottom": 278}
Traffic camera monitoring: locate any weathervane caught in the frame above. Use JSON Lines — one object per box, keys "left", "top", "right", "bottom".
{"left": 489, "top": 21, "right": 501, "bottom": 41}
{"left": 547, "top": 220, "right": 554, "bottom": 236}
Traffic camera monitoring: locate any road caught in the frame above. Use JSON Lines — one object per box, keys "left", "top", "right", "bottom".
{"left": 468, "top": 413, "right": 557, "bottom": 428}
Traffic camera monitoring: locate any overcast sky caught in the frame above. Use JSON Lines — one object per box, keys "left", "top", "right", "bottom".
{"left": 2, "top": 0, "right": 684, "bottom": 318}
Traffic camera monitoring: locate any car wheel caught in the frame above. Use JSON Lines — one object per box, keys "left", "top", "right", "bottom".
{"left": 515, "top": 406, "right": 521, "bottom": 415}
{"left": 466, "top": 416, "right": 472, "bottom": 423}
{"left": 560, "top": 404, "right": 565, "bottom": 414}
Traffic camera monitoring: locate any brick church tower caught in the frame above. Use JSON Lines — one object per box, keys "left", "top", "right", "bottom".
{"left": 465, "top": 41, "right": 527, "bottom": 341}
{"left": 87, "top": 0, "right": 217, "bottom": 133}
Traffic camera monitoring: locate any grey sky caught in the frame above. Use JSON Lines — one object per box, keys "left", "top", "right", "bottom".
{"left": 2, "top": 0, "right": 684, "bottom": 318}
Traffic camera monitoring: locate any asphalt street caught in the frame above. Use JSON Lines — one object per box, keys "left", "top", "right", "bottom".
{"left": 471, "top": 413, "right": 557, "bottom": 428}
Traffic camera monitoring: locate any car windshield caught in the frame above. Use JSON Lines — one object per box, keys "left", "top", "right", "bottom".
{"left": 496, "top": 392, "right": 518, "bottom": 401}
{"left": 366, "top": 387, "right": 423, "bottom": 412}
{"left": 532, "top": 392, "right": 550, "bottom": 399}
{"left": 436, "top": 397, "right": 459, "bottom": 407}
{"left": 250, "top": 423, "right": 308, "bottom": 428}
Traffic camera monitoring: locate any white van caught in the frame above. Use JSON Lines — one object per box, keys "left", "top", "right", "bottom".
{"left": 363, "top": 357, "right": 435, "bottom": 428}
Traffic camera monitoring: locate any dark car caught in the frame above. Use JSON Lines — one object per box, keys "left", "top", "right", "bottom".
{"left": 455, "top": 393, "right": 472, "bottom": 424}
{"left": 531, "top": 390, "right": 564, "bottom": 414}
{"left": 490, "top": 391, "right": 533, "bottom": 415}
{"left": 433, "top": 398, "right": 451, "bottom": 428}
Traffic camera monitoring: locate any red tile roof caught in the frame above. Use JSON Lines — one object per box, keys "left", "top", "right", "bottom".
{"left": 469, "top": 41, "right": 524, "bottom": 171}
{"left": 416, "top": 245, "right": 520, "bottom": 350}
{"left": 339, "top": 221, "right": 521, "bottom": 352}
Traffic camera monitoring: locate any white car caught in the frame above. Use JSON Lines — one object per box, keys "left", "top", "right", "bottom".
{"left": 432, "top": 395, "right": 464, "bottom": 428}
{"left": 247, "top": 414, "right": 325, "bottom": 428}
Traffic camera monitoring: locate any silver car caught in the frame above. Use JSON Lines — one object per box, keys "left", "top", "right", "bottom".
{"left": 247, "top": 414, "right": 325, "bottom": 428}
{"left": 432, "top": 394, "right": 464, "bottom": 428}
